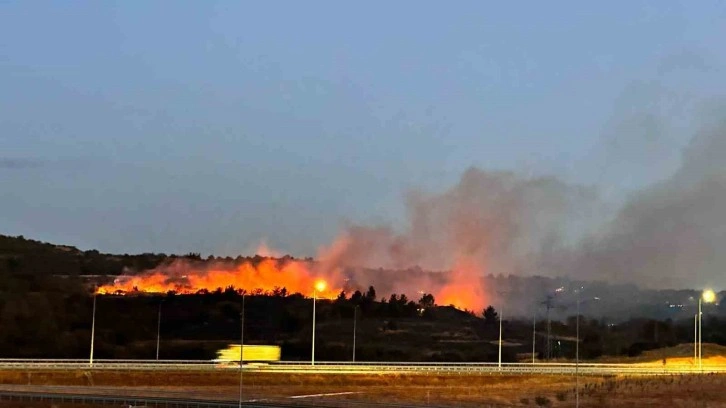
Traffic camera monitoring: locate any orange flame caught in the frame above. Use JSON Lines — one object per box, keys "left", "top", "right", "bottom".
{"left": 97, "top": 258, "right": 340, "bottom": 299}
{"left": 435, "top": 258, "right": 488, "bottom": 313}
{"left": 96, "top": 252, "right": 486, "bottom": 311}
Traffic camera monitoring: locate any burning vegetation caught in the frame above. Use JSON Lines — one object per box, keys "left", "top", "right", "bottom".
{"left": 94, "top": 253, "right": 485, "bottom": 311}
{"left": 95, "top": 118, "right": 726, "bottom": 310}
{"left": 96, "top": 257, "right": 342, "bottom": 299}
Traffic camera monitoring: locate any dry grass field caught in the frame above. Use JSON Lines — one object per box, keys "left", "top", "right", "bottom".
{"left": 1, "top": 366, "right": 726, "bottom": 407}
{"left": 0, "top": 370, "right": 591, "bottom": 406}
{"left": 0, "top": 369, "right": 600, "bottom": 405}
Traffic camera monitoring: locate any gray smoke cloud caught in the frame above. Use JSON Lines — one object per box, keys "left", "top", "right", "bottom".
{"left": 317, "top": 169, "right": 601, "bottom": 309}
{"left": 567, "top": 112, "right": 726, "bottom": 289}
{"left": 319, "top": 101, "right": 726, "bottom": 299}
{"left": 319, "top": 52, "right": 726, "bottom": 305}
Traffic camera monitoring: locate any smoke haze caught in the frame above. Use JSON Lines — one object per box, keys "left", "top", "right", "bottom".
{"left": 99, "top": 49, "right": 726, "bottom": 311}
{"left": 319, "top": 102, "right": 726, "bottom": 300}
{"left": 316, "top": 169, "right": 602, "bottom": 309}
{"left": 566, "top": 112, "right": 726, "bottom": 289}
{"left": 109, "top": 102, "right": 726, "bottom": 311}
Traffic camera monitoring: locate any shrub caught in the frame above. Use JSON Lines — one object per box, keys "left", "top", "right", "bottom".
{"left": 534, "top": 396, "right": 551, "bottom": 406}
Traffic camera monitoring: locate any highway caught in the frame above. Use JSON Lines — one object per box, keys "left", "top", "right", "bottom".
{"left": 0, "top": 385, "right": 450, "bottom": 408}
{"left": 0, "top": 359, "right": 723, "bottom": 375}
{"left": 0, "top": 388, "right": 287, "bottom": 408}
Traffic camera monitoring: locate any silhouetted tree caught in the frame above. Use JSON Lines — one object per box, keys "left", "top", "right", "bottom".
{"left": 334, "top": 290, "right": 347, "bottom": 310}
{"left": 223, "top": 286, "right": 237, "bottom": 297}
{"left": 418, "top": 293, "right": 435, "bottom": 308}
{"left": 272, "top": 286, "right": 288, "bottom": 297}
{"left": 483, "top": 305, "right": 498, "bottom": 325}
{"left": 351, "top": 290, "right": 363, "bottom": 304}
{"left": 366, "top": 286, "right": 376, "bottom": 301}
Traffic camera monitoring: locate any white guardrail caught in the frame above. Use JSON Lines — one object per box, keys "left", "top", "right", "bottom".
{"left": 0, "top": 359, "right": 723, "bottom": 375}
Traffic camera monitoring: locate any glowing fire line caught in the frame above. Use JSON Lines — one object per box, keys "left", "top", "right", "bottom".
{"left": 95, "top": 258, "right": 486, "bottom": 311}
{"left": 96, "top": 258, "right": 341, "bottom": 299}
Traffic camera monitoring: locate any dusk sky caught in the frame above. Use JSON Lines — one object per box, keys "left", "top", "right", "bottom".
{"left": 3, "top": 1, "right": 726, "bottom": 257}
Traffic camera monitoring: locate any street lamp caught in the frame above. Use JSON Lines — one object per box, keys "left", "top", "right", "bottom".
{"left": 694, "top": 314, "right": 697, "bottom": 366}
{"left": 699, "top": 289, "right": 716, "bottom": 370}
{"left": 498, "top": 307, "right": 503, "bottom": 370}
{"left": 576, "top": 288, "right": 581, "bottom": 408}
{"left": 574, "top": 288, "right": 599, "bottom": 408}
{"left": 312, "top": 280, "right": 327, "bottom": 366}
{"left": 495, "top": 290, "right": 509, "bottom": 370}
{"left": 532, "top": 312, "right": 536, "bottom": 364}
{"left": 156, "top": 300, "right": 163, "bottom": 360}
{"left": 89, "top": 292, "right": 97, "bottom": 367}
{"left": 353, "top": 305, "right": 359, "bottom": 362}
{"left": 238, "top": 294, "right": 245, "bottom": 408}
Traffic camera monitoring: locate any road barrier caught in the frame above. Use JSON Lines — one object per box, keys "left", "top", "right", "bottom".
{"left": 0, "top": 359, "right": 723, "bottom": 375}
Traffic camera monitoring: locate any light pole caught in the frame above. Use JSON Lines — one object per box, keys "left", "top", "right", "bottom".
{"left": 353, "top": 305, "right": 358, "bottom": 362}
{"left": 699, "top": 289, "right": 716, "bottom": 370}
{"left": 699, "top": 295, "right": 703, "bottom": 370}
{"left": 498, "top": 307, "right": 503, "bottom": 370}
{"left": 312, "top": 280, "right": 326, "bottom": 366}
{"left": 532, "top": 313, "right": 536, "bottom": 364}
{"left": 573, "top": 288, "right": 597, "bottom": 408}
{"left": 576, "top": 289, "right": 580, "bottom": 408}
{"left": 693, "top": 314, "right": 700, "bottom": 367}
{"left": 89, "top": 292, "right": 97, "bottom": 366}
{"left": 238, "top": 294, "right": 245, "bottom": 408}
{"left": 156, "top": 300, "right": 163, "bottom": 360}
{"left": 496, "top": 291, "right": 509, "bottom": 370}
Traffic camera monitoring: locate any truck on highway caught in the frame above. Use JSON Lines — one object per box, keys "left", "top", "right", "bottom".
{"left": 213, "top": 344, "right": 281, "bottom": 366}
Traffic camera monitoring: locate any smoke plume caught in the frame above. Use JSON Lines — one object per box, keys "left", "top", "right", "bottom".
{"left": 318, "top": 107, "right": 726, "bottom": 303}
{"left": 316, "top": 169, "right": 600, "bottom": 310}
{"left": 102, "top": 60, "right": 726, "bottom": 311}
{"left": 565, "top": 114, "right": 726, "bottom": 289}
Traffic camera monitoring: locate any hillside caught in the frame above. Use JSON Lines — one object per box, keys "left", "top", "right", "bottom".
{"left": 0, "top": 234, "right": 171, "bottom": 278}
{"left": 2, "top": 234, "right": 726, "bottom": 362}
{"left": 4, "top": 234, "right": 726, "bottom": 322}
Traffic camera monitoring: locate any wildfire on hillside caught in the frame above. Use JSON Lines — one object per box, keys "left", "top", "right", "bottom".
{"left": 435, "top": 258, "right": 486, "bottom": 312}
{"left": 95, "top": 241, "right": 489, "bottom": 311}
{"left": 96, "top": 258, "right": 342, "bottom": 299}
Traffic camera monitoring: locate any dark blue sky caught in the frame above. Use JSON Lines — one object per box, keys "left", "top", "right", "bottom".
{"left": 2, "top": 1, "right": 726, "bottom": 256}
